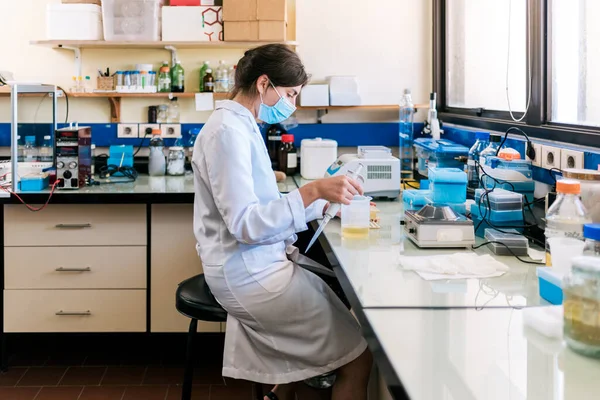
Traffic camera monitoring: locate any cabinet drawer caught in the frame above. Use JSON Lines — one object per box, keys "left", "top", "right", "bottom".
{"left": 5, "top": 247, "right": 146, "bottom": 289}
{"left": 4, "top": 290, "right": 146, "bottom": 333}
{"left": 4, "top": 204, "right": 146, "bottom": 246}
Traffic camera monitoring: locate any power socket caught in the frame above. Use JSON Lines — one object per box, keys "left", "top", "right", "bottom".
{"left": 542, "top": 145, "right": 561, "bottom": 170}
{"left": 161, "top": 124, "right": 182, "bottom": 139}
{"left": 561, "top": 149, "right": 584, "bottom": 170}
{"left": 531, "top": 143, "right": 542, "bottom": 167}
{"left": 117, "top": 124, "right": 139, "bottom": 139}
{"left": 139, "top": 124, "right": 160, "bottom": 138}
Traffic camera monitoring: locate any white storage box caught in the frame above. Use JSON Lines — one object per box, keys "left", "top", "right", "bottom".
{"left": 102, "top": 0, "right": 163, "bottom": 41}
{"left": 46, "top": 4, "right": 104, "bottom": 40}
{"left": 327, "top": 75, "right": 362, "bottom": 106}
{"left": 300, "top": 85, "right": 329, "bottom": 107}
{"left": 162, "top": 6, "right": 223, "bottom": 41}
{"left": 301, "top": 138, "right": 338, "bottom": 180}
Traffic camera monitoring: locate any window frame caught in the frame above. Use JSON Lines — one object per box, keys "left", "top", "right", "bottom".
{"left": 433, "top": 0, "right": 600, "bottom": 147}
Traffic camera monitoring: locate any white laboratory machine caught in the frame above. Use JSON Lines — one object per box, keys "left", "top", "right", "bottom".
{"left": 325, "top": 146, "right": 400, "bottom": 199}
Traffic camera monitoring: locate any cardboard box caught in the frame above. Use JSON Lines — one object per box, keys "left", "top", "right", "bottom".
{"left": 225, "top": 20, "right": 286, "bottom": 41}
{"left": 162, "top": 6, "right": 223, "bottom": 41}
{"left": 257, "top": 0, "right": 286, "bottom": 21}
{"left": 223, "top": 0, "right": 257, "bottom": 21}
{"left": 223, "top": 0, "right": 285, "bottom": 21}
{"left": 170, "top": 0, "right": 222, "bottom": 5}
{"left": 62, "top": 0, "right": 102, "bottom": 5}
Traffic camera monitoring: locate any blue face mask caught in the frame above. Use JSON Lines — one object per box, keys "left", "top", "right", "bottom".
{"left": 258, "top": 81, "right": 297, "bottom": 124}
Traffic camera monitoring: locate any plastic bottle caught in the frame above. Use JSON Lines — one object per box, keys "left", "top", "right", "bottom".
{"left": 16, "top": 135, "right": 24, "bottom": 162}
{"left": 39, "top": 135, "right": 53, "bottom": 163}
{"left": 202, "top": 69, "right": 215, "bottom": 93}
{"left": 77, "top": 76, "right": 84, "bottom": 93}
{"left": 23, "top": 136, "right": 38, "bottom": 162}
{"left": 158, "top": 62, "right": 171, "bottom": 93}
{"left": 171, "top": 60, "right": 185, "bottom": 93}
{"left": 216, "top": 60, "right": 228, "bottom": 93}
{"left": 399, "top": 89, "right": 415, "bottom": 180}
{"left": 199, "top": 61, "right": 210, "bottom": 92}
{"left": 167, "top": 98, "right": 180, "bottom": 123}
{"left": 84, "top": 76, "right": 92, "bottom": 93}
{"left": 479, "top": 134, "right": 502, "bottom": 168}
{"left": 148, "top": 129, "right": 166, "bottom": 176}
{"left": 545, "top": 180, "right": 591, "bottom": 266}
{"left": 466, "top": 131, "right": 490, "bottom": 189}
{"left": 228, "top": 65, "right": 236, "bottom": 92}
{"left": 278, "top": 134, "right": 297, "bottom": 175}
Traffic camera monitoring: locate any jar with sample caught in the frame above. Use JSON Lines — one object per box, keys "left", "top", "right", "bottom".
{"left": 167, "top": 147, "right": 185, "bottom": 176}
{"left": 278, "top": 134, "right": 297, "bottom": 175}
{"left": 563, "top": 169, "right": 600, "bottom": 224}
{"left": 545, "top": 180, "right": 591, "bottom": 267}
{"left": 157, "top": 105, "right": 168, "bottom": 124}
{"left": 564, "top": 256, "right": 600, "bottom": 358}
{"left": 583, "top": 224, "right": 600, "bottom": 257}
{"left": 148, "top": 129, "right": 166, "bottom": 177}
{"left": 341, "top": 195, "right": 372, "bottom": 239}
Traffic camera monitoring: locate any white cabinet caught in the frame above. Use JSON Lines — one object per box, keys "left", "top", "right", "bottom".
{"left": 151, "top": 204, "right": 221, "bottom": 333}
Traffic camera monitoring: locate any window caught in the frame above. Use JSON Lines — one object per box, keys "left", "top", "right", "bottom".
{"left": 445, "top": 0, "right": 527, "bottom": 113}
{"left": 551, "top": 0, "right": 600, "bottom": 127}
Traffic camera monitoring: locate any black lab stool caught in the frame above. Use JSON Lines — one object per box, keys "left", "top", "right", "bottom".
{"left": 176, "top": 274, "right": 264, "bottom": 400}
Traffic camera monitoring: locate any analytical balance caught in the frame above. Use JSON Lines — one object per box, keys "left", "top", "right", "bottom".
{"left": 325, "top": 146, "right": 400, "bottom": 199}
{"left": 404, "top": 204, "right": 475, "bottom": 248}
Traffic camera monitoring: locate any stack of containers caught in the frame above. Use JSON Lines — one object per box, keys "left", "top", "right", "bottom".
{"left": 102, "top": 0, "right": 163, "bottom": 41}
{"left": 413, "top": 139, "right": 469, "bottom": 177}
{"left": 484, "top": 228, "right": 529, "bottom": 256}
{"left": 223, "top": 0, "right": 287, "bottom": 41}
{"left": 428, "top": 168, "right": 467, "bottom": 214}
{"left": 472, "top": 188, "right": 524, "bottom": 237}
{"left": 482, "top": 156, "right": 535, "bottom": 203}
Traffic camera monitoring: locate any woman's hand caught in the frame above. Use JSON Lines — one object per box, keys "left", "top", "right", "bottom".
{"left": 315, "top": 175, "right": 364, "bottom": 205}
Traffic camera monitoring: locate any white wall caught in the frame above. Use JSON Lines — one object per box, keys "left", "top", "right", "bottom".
{"left": 0, "top": 0, "right": 432, "bottom": 124}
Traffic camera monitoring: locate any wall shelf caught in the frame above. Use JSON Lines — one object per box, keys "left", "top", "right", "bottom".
{"left": 30, "top": 40, "right": 299, "bottom": 50}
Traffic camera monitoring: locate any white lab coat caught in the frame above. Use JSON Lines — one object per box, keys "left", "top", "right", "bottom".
{"left": 192, "top": 100, "right": 367, "bottom": 384}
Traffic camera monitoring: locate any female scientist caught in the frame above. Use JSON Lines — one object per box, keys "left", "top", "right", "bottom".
{"left": 192, "top": 44, "right": 372, "bottom": 399}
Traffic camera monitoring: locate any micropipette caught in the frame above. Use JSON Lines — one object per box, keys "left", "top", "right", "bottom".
{"left": 305, "top": 164, "right": 364, "bottom": 252}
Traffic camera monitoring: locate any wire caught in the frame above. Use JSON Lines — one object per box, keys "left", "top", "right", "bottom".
{"left": 472, "top": 241, "right": 545, "bottom": 265}
{"left": 506, "top": 0, "right": 532, "bottom": 122}
{"left": 0, "top": 180, "right": 60, "bottom": 212}
{"left": 57, "top": 86, "right": 69, "bottom": 124}
{"left": 402, "top": 180, "right": 420, "bottom": 190}
{"left": 133, "top": 132, "right": 150, "bottom": 157}
{"left": 96, "top": 164, "right": 138, "bottom": 185}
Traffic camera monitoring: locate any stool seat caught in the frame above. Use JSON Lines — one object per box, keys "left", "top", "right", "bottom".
{"left": 176, "top": 274, "right": 227, "bottom": 322}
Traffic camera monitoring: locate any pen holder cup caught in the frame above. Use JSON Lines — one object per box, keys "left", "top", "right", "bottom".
{"left": 97, "top": 76, "right": 116, "bottom": 91}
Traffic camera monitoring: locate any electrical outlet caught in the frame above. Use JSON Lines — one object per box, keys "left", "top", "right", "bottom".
{"left": 117, "top": 124, "right": 139, "bottom": 139}
{"left": 542, "top": 145, "right": 561, "bottom": 170}
{"left": 561, "top": 149, "right": 584, "bottom": 170}
{"left": 139, "top": 124, "right": 160, "bottom": 138}
{"left": 161, "top": 124, "right": 182, "bottom": 139}
{"left": 531, "top": 142, "right": 542, "bottom": 167}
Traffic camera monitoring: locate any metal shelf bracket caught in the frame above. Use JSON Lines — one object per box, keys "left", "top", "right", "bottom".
{"left": 58, "top": 45, "right": 83, "bottom": 78}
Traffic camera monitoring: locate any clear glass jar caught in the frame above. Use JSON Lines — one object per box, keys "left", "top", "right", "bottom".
{"left": 564, "top": 256, "right": 600, "bottom": 358}
{"left": 157, "top": 105, "right": 168, "bottom": 124}
{"left": 167, "top": 147, "right": 185, "bottom": 176}
{"left": 583, "top": 224, "right": 600, "bottom": 256}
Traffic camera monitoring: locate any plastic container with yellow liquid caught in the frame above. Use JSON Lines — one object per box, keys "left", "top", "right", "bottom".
{"left": 341, "top": 195, "right": 372, "bottom": 239}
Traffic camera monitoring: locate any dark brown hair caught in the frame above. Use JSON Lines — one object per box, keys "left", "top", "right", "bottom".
{"left": 230, "top": 44, "right": 309, "bottom": 99}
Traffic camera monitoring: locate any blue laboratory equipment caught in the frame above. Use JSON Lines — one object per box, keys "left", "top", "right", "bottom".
{"left": 429, "top": 167, "right": 467, "bottom": 204}
{"left": 481, "top": 156, "right": 535, "bottom": 203}
{"left": 402, "top": 190, "right": 431, "bottom": 211}
{"left": 413, "top": 139, "right": 469, "bottom": 177}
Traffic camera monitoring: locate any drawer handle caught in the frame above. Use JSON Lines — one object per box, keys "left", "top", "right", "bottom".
{"left": 55, "top": 267, "right": 91, "bottom": 272}
{"left": 55, "top": 310, "right": 91, "bottom": 316}
{"left": 55, "top": 223, "right": 92, "bottom": 229}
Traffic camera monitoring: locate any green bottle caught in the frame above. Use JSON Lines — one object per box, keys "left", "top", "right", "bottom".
{"left": 171, "top": 60, "right": 185, "bottom": 93}
{"left": 199, "top": 61, "right": 210, "bottom": 92}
